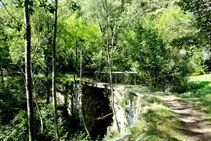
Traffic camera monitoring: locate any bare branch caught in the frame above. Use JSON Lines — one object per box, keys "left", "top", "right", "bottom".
{"left": 100, "top": 0, "right": 107, "bottom": 11}
{"left": 0, "top": 0, "right": 22, "bottom": 27}
{"left": 108, "top": 0, "right": 116, "bottom": 10}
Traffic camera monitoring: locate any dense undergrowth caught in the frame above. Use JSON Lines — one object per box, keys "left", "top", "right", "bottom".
{"left": 0, "top": 74, "right": 85, "bottom": 141}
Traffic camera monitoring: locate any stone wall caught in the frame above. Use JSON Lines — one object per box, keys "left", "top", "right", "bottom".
{"left": 110, "top": 86, "right": 143, "bottom": 134}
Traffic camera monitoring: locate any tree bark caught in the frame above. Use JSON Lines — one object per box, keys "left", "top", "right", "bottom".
{"left": 45, "top": 73, "right": 50, "bottom": 104}
{"left": 0, "top": 68, "right": 4, "bottom": 87}
{"left": 23, "top": 0, "right": 35, "bottom": 140}
{"left": 103, "top": 0, "right": 120, "bottom": 133}
{"left": 52, "top": 0, "right": 60, "bottom": 140}
{"left": 46, "top": 79, "right": 50, "bottom": 104}
{"left": 107, "top": 16, "right": 120, "bottom": 134}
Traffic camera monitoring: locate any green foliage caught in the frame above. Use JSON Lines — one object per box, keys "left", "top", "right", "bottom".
{"left": 0, "top": 110, "right": 28, "bottom": 141}
{"left": 118, "top": 19, "right": 191, "bottom": 92}
{"left": 0, "top": 102, "right": 83, "bottom": 141}
{"left": 177, "top": 0, "right": 211, "bottom": 46}
{"left": 0, "top": 75, "right": 26, "bottom": 124}
{"left": 57, "top": 12, "right": 102, "bottom": 72}
{"left": 153, "top": 5, "right": 192, "bottom": 42}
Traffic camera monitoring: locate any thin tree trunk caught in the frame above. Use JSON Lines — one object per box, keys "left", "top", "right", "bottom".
{"left": 23, "top": 0, "right": 35, "bottom": 140}
{"left": 46, "top": 81, "right": 50, "bottom": 104}
{"left": 101, "top": 0, "right": 120, "bottom": 133}
{"left": 75, "top": 43, "right": 78, "bottom": 71}
{"left": 32, "top": 79, "right": 44, "bottom": 133}
{"left": 0, "top": 68, "right": 4, "bottom": 87}
{"left": 45, "top": 73, "right": 50, "bottom": 104}
{"left": 70, "top": 82, "right": 74, "bottom": 116}
{"left": 107, "top": 15, "right": 120, "bottom": 134}
{"left": 74, "top": 43, "right": 78, "bottom": 85}
{"left": 52, "top": 0, "right": 60, "bottom": 140}
{"left": 79, "top": 51, "right": 92, "bottom": 140}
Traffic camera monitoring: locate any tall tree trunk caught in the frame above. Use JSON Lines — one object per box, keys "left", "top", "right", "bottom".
{"left": 107, "top": 16, "right": 120, "bottom": 134}
{"left": 46, "top": 79, "right": 50, "bottom": 104}
{"left": 52, "top": 0, "right": 60, "bottom": 140}
{"left": 74, "top": 42, "right": 78, "bottom": 85}
{"left": 0, "top": 68, "right": 4, "bottom": 87}
{"left": 103, "top": 0, "right": 120, "bottom": 133}
{"left": 23, "top": 0, "right": 35, "bottom": 140}
{"left": 45, "top": 72, "right": 50, "bottom": 104}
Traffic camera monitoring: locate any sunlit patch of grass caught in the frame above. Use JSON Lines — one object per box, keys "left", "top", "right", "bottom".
{"left": 176, "top": 73, "right": 211, "bottom": 117}
{"left": 130, "top": 102, "right": 184, "bottom": 141}
{"left": 57, "top": 73, "right": 76, "bottom": 82}
{"left": 35, "top": 73, "right": 46, "bottom": 80}
{"left": 189, "top": 72, "right": 211, "bottom": 82}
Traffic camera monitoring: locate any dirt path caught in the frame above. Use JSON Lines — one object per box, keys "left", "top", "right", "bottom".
{"left": 153, "top": 92, "right": 211, "bottom": 141}
{"left": 129, "top": 86, "right": 211, "bottom": 141}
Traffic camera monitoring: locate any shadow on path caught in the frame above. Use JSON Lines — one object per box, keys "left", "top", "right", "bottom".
{"left": 130, "top": 86, "right": 211, "bottom": 141}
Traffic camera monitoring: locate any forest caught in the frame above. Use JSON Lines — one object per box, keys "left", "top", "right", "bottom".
{"left": 0, "top": 0, "right": 210, "bottom": 141}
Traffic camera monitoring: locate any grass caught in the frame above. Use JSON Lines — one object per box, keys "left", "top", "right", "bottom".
{"left": 129, "top": 102, "right": 184, "bottom": 141}
{"left": 175, "top": 73, "right": 211, "bottom": 119}
{"left": 127, "top": 86, "right": 187, "bottom": 141}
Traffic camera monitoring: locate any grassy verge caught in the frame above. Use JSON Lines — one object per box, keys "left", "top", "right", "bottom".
{"left": 175, "top": 73, "right": 211, "bottom": 120}
{"left": 124, "top": 73, "right": 211, "bottom": 140}
{"left": 129, "top": 86, "right": 187, "bottom": 141}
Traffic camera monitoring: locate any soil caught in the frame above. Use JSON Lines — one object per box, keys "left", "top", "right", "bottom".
{"left": 131, "top": 86, "right": 211, "bottom": 141}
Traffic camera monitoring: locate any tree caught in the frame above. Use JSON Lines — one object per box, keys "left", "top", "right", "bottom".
{"left": 100, "top": 0, "right": 120, "bottom": 134}
{"left": 51, "top": 0, "right": 60, "bottom": 140}
{"left": 0, "top": 22, "right": 9, "bottom": 87}
{"left": 153, "top": 5, "right": 193, "bottom": 42}
{"left": 23, "top": 0, "right": 35, "bottom": 140}
{"left": 176, "top": 0, "right": 211, "bottom": 72}
{"left": 177, "top": 0, "right": 211, "bottom": 46}
{"left": 31, "top": 2, "right": 54, "bottom": 104}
